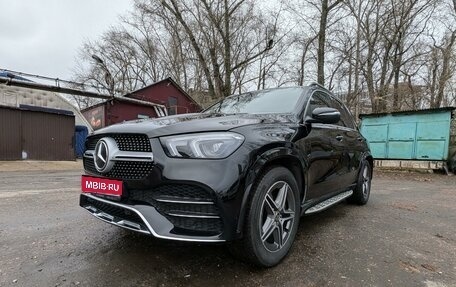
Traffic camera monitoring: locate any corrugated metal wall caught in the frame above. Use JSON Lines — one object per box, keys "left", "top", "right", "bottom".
{"left": 0, "top": 106, "right": 75, "bottom": 160}
{"left": 360, "top": 109, "right": 453, "bottom": 161}
{"left": 0, "top": 107, "right": 21, "bottom": 160}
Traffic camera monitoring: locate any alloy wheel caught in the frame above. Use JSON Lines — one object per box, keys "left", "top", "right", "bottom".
{"left": 259, "top": 181, "right": 296, "bottom": 252}
{"left": 362, "top": 166, "right": 371, "bottom": 197}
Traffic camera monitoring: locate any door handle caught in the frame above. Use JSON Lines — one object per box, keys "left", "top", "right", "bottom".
{"left": 335, "top": 135, "right": 344, "bottom": 141}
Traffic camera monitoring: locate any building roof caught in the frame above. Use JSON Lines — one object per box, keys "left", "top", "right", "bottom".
{"left": 125, "top": 77, "right": 200, "bottom": 108}
{"left": 359, "top": 107, "right": 456, "bottom": 118}
{"left": 0, "top": 81, "right": 94, "bottom": 131}
{"left": 81, "top": 77, "right": 198, "bottom": 117}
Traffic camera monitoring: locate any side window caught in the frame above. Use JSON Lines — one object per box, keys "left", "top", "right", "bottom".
{"left": 340, "top": 105, "right": 356, "bottom": 129}
{"left": 329, "top": 97, "right": 355, "bottom": 129}
{"left": 306, "top": 92, "right": 331, "bottom": 117}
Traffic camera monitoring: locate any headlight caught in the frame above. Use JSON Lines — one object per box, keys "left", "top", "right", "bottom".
{"left": 160, "top": 132, "right": 244, "bottom": 159}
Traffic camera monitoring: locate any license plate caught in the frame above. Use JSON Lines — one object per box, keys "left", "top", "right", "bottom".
{"left": 81, "top": 175, "right": 123, "bottom": 197}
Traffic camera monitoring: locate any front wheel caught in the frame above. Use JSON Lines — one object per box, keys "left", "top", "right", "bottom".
{"left": 348, "top": 160, "right": 372, "bottom": 205}
{"left": 229, "top": 166, "right": 300, "bottom": 267}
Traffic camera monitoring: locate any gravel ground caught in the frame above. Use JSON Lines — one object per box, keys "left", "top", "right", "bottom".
{"left": 0, "top": 164, "right": 455, "bottom": 287}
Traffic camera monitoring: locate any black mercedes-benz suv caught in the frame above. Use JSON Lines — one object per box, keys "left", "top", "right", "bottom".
{"left": 80, "top": 84, "right": 373, "bottom": 267}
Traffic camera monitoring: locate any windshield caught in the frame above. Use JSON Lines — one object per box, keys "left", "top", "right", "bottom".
{"left": 203, "top": 87, "right": 305, "bottom": 114}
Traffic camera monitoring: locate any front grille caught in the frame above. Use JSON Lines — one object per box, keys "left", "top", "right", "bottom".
{"left": 83, "top": 158, "right": 154, "bottom": 180}
{"left": 129, "top": 184, "right": 223, "bottom": 235}
{"left": 86, "top": 134, "right": 151, "bottom": 152}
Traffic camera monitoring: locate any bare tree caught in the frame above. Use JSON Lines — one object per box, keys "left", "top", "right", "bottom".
{"left": 341, "top": 0, "right": 437, "bottom": 112}
{"left": 427, "top": 31, "right": 456, "bottom": 108}
{"left": 426, "top": 1, "right": 456, "bottom": 108}
{"left": 72, "top": 0, "right": 456, "bottom": 113}
{"left": 143, "top": 0, "right": 277, "bottom": 99}
{"left": 316, "top": 0, "right": 343, "bottom": 85}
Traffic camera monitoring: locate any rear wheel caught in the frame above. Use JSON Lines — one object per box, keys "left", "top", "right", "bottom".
{"left": 229, "top": 166, "right": 300, "bottom": 267}
{"left": 348, "top": 160, "right": 372, "bottom": 205}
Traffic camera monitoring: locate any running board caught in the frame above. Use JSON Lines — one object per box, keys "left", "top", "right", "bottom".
{"left": 304, "top": 190, "right": 353, "bottom": 214}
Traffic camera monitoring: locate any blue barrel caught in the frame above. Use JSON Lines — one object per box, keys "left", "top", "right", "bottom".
{"left": 75, "top": 125, "right": 89, "bottom": 158}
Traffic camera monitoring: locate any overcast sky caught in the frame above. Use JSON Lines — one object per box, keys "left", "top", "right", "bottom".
{"left": 0, "top": 0, "right": 133, "bottom": 80}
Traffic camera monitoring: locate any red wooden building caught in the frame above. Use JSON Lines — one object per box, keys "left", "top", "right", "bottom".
{"left": 82, "top": 78, "right": 201, "bottom": 130}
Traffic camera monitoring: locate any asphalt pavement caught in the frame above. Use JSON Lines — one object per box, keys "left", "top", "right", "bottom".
{"left": 0, "top": 163, "right": 455, "bottom": 287}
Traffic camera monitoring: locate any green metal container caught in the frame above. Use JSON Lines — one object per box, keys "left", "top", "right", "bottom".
{"left": 359, "top": 108, "right": 455, "bottom": 161}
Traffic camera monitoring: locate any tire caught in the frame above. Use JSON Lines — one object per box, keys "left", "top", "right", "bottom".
{"left": 348, "top": 159, "right": 372, "bottom": 205}
{"left": 229, "top": 166, "right": 300, "bottom": 267}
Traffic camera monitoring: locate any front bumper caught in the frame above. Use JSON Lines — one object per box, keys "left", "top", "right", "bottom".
{"left": 81, "top": 137, "right": 253, "bottom": 242}
{"left": 80, "top": 193, "right": 226, "bottom": 242}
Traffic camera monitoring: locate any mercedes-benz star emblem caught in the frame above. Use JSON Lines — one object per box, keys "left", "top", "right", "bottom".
{"left": 94, "top": 137, "right": 117, "bottom": 173}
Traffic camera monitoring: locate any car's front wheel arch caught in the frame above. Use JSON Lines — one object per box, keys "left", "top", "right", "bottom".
{"left": 236, "top": 151, "right": 306, "bottom": 238}
{"left": 229, "top": 165, "right": 301, "bottom": 266}
{"left": 365, "top": 154, "right": 374, "bottom": 174}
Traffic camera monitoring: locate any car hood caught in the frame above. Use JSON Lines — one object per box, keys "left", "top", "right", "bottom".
{"left": 93, "top": 113, "right": 296, "bottom": 138}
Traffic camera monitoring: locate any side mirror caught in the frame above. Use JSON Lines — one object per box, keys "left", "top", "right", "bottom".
{"left": 306, "top": 107, "right": 340, "bottom": 124}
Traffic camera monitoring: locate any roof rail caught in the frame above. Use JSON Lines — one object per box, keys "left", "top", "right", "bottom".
{"left": 309, "top": 82, "right": 327, "bottom": 90}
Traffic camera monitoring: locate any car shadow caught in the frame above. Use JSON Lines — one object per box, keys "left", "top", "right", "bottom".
{"left": 81, "top": 201, "right": 359, "bottom": 285}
